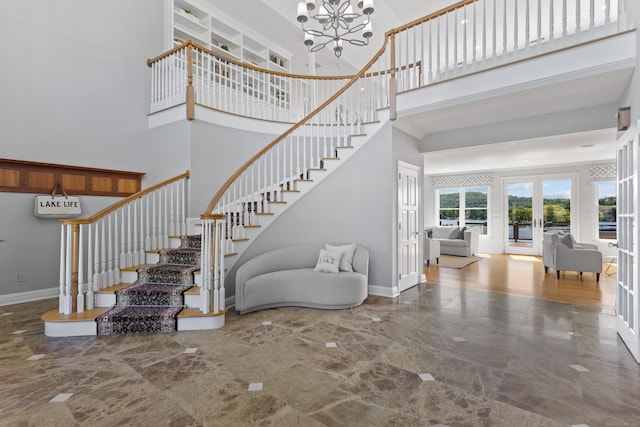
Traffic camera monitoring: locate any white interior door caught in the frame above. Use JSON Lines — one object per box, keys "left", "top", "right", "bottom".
{"left": 398, "top": 162, "right": 420, "bottom": 292}
{"left": 616, "top": 131, "right": 639, "bottom": 363}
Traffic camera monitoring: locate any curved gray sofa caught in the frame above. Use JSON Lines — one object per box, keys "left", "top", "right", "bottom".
{"left": 235, "top": 243, "right": 369, "bottom": 314}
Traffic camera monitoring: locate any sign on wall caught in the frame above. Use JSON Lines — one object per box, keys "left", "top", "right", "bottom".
{"left": 34, "top": 183, "right": 82, "bottom": 218}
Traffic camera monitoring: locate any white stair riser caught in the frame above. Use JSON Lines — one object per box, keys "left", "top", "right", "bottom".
{"left": 96, "top": 293, "right": 116, "bottom": 308}
{"left": 177, "top": 314, "right": 225, "bottom": 331}
{"left": 185, "top": 293, "right": 202, "bottom": 309}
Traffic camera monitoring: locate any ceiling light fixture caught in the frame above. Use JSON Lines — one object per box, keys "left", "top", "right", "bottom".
{"left": 297, "top": 0, "right": 374, "bottom": 57}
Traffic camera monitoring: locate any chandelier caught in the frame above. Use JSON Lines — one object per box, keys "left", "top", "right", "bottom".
{"left": 297, "top": 0, "right": 375, "bottom": 57}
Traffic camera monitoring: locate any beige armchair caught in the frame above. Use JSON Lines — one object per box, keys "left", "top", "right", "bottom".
{"left": 542, "top": 232, "right": 603, "bottom": 282}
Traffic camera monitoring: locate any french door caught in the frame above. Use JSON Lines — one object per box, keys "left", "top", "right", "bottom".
{"left": 504, "top": 175, "right": 575, "bottom": 255}
{"left": 398, "top": 162, "right": 421, "bottom": 292}
{"left": 616, "top": 132, "right": 639, "bottom": 363}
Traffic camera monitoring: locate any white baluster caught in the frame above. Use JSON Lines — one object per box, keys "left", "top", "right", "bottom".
{"left": 100, "top": 219, "right": 107, "bottom": 290}
{"left": 94, "top": 223, "right": 101, "bottom": 291}
{"left": 549, "top": 0, "right": 556, "bottom": 44}
{"left": 138, "top": 198, "right": 145, "bottom": 266}
{"left": 513, "top": 0, "right": 519, "bottom": 55}
{"left": 502, "top": 0, "right": 508, "bottom": 56}
{"left": 77, "top": 226, "right": 85, "bottom": 313}
{"left": 87, "top": 224, "right": 94, "bottom": 310}
{"left": 59, "top": 225, "right": 66, "bottom": 313}
{"left": 126, "top": 204, "right": 132, "bottom": 265}
{"left": 575, "top": 0, "right": 581, "bottom": 40}
{"left": 107, "top": 215, "right": 114, "bottom": 286}
{"left": 65, "top": 225, "right": 72, "bottom": 315}
{"left": 562, "top": 0, "right": 568, "bottom": 40}
{"left": 113, "top": 212, "right": 120, "bottom": 284}
{"left": 589, "top": 0, "right": 595, "bottom": 32}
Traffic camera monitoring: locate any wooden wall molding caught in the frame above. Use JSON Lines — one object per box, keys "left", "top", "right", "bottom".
{"left": 0, "top": 158, "right": 144, "bottom": 197}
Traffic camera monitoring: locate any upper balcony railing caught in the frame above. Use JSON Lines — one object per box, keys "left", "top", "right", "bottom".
{"left": 147, "top": 42, "right": 353, "bottom": 123}
{"left": 147, "top": 0, "right": 633, "bottom": 124}
{"left": 389, "top": 0, "right": 632, "bottom": 93}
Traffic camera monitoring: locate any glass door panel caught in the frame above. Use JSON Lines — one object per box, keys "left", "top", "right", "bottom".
{"left": 507, "top": 182, "right": 534, "bottom": 252}
{"left": 543, "top": 179, "right": 572, "bottom": 233}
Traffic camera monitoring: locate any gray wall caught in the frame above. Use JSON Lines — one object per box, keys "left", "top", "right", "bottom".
{"left": 227, "top": 122, "right": 396, "bottom": 296}
{"left": 1, "top": 0, "right": 166, "bottom": 299}
{"left": 190, "top": 121, "right": 279, "bottom": 216}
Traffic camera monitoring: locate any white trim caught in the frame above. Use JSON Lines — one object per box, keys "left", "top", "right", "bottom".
{"left": 0, "top": 288, "right": 58, "bottom": 306}
{"left": 368, "top": 285, "right": 399, "bottom": 298}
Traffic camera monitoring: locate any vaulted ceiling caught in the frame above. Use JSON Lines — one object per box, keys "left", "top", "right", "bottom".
{"left": 213, "top": 0, "right": 629, "bottom": 174}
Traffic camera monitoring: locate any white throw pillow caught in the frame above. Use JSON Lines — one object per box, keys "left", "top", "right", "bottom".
{"left": 325, "top": 244, "right": 356, "bottom": 272}
{"left": 432, "top": 227, "right": 455, "bottom": 239}
{"left": 314, "top": 249, "right": 343, "bottom": 273}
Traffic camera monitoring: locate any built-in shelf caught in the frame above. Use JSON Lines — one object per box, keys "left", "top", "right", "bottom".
{"left": 169, "top": 0, "right": 291, "bottom": 73}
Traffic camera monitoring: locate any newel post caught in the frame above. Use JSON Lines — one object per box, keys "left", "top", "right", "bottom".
{"left": 186, "top": 43, "right": 195, "bottom": 121}
{"left": 389, "top": 32, "right": 397, "bottom": 121}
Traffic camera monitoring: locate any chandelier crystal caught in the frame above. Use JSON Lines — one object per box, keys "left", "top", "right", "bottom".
{"left": 297, "top": 0, "right": 374, "bottom": 57}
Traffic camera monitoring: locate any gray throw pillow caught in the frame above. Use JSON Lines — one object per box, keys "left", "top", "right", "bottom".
{"left": 457, "top": 227, "right": 467, "bottom": 239}
{"left": 448, "top": 228, "right": 460, "bottom": 239}
{"left": 560, "top": 233, "right": 574, "bottom": 249}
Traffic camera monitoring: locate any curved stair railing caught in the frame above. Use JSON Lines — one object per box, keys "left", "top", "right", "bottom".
{"left": 57, "top": 171, "right": 190, "bottom": 315}
{"left": 53, "top": 0, "right": 632, "bottom": 323}
{"left": 197, "top": 0, "right": 632, "bottom": 313}
{"left": 199, "top": 33, "right": 398, "bottom": 313}
{"left": 147, "top": 41, "right": 354, "bottom": 123}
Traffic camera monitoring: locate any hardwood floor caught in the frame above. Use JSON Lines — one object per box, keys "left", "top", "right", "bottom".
{"left": 424, "top": 253, "right": 616, "bottom": 310}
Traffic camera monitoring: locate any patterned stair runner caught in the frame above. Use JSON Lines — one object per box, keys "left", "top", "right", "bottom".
{"left": 96, "top": 236, "right": 201, "bottom": 335}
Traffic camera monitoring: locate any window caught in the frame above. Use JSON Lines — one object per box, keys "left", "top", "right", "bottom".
{"left": 438, "top": 189, "right": 459, "bottom": 226}
{"left": 437, "top": 187, "right": 488, "bottom": 234}
{"left": 597, "top": 181, "right": 616, "bottom": 240}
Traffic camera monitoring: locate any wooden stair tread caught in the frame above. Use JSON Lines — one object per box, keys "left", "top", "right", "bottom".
{"left": 232, "top": 238, "right": 250, "bottom": 242}
{"left": 269, "top": 201, "right": 287, "bottom": 204}
{"left": 178, "top": 308, "right": 226, "bottom": 318}
{"left": 281, "top": 190, "right": 300, "bottom": 193}
{"left": 256, "top": 212, "right": 274, "bottom": 215}
{"left": 244, "top": 225, "right": 261, "bottom": 228}
{"left": 336, "top": 146, "right": 354, "bottom": 149}
{"left": 97, "top": 283, "right": 134, "bottom": 293}
{"left": 41, "top": 307, "right": 110, "bottom": 323}
{"left": 321, "top": 157, "right": 340, "bottom": 161}
{"left": 295, "top": 179, "right": 313, "bottom": 182}
{"left": 225, "top": 252, "right": 238, "bottom": 257}
{"left": 309, "top": 168, "right": 327, "bottom": 171}
{"left": 184, "top": 286, "right": 200, "bottom": 295}
{"left": 120, "top": 264, "right": 150, "bottom": 272}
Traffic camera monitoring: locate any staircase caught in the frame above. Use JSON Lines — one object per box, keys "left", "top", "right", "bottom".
{"left": 43, "top": 233, "right": 225, "bottom": 337}
{"left": 44, "top": 0, "right": 631, "bottom": 337}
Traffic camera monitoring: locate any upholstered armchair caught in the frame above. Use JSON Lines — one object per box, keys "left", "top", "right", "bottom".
{"left": 424, "top": 235, "right": 440, "bottom": 267}
{"left": 542, "top": 232, "right": 603, "bottom": 282}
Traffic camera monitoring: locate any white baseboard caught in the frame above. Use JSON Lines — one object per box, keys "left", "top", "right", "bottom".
{"left": 368, "top": 285, "right": 399, "bottom": 298}
{"left": 0, "top": 288, "right": 58, "bottom": 306}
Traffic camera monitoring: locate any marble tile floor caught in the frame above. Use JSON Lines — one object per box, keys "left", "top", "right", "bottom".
{"left": 1, "top": 283, "right": 639, "bottom": 427}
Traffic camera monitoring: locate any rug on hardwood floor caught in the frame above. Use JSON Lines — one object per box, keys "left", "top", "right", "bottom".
{"left": 96, "top": 237, "right": 200, "bottom": 335}
{"left": 436, "top": 255, "right": 482, "bottom": 269}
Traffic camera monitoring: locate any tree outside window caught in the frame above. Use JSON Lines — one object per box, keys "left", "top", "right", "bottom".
{"left": 598, "top": 181, "right": 616, "bottom": 240}
{"left": 438, "top": 187, "right": 488, "bottom": 234}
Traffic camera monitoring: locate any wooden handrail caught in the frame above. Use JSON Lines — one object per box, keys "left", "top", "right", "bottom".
{"left": 148, "top": 40, "right": 354, "bottom": 81}
{"left": 61, "top": 170, "right": 190, "bottom": 226}
{"left": 202, "top": 35, "right": 392, "bottom": 216}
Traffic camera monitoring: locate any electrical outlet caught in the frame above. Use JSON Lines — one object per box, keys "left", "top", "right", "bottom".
{"left": 18, "top": 272, "right": 26, "bottom": 283}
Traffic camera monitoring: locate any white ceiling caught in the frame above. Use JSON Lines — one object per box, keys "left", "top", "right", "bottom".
{"left": 212, "top": 0, "right": 629, "bottom": 175}
{"left": 423, "top": 129, "right": 617, "bottom": 175}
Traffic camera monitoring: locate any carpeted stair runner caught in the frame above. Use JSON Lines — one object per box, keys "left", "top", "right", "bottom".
{"left": 96, "top": 236, "right": 201, "bottom": 335}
